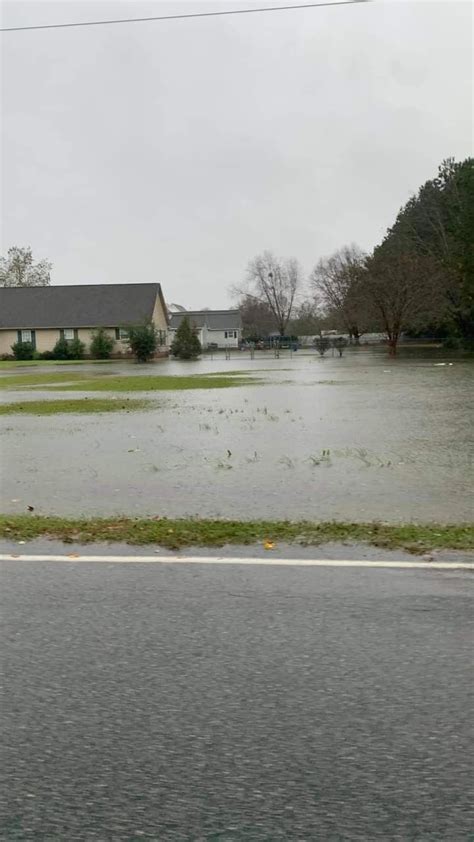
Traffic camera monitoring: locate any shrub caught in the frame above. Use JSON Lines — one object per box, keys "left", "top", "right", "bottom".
{"left": 170, "top": 316, "right": 202, "bottom": 360}
{"left": 1, "top": 353, "right": 15, "bottom": 361}
{"left": 90, "top": 328, "right": 115, "bottom": 359}
{"left": 52, "top": 337, "right": 71, "bottom": 360}
{"left": 127, "top": 323, "right": 158, "bottom": 363}
{"left": 51, "top": 336, "right": 85, "bottom": 360}
{"left": 40, "top": 350, "right": 56, "bottom": 360}
{"left": 443, "top": 335, "right": 461, "bottom": 350}
{"left": 332, "top": 336, "right": 348, "bottom": 357}
{"left": 11, "top": 341, "right": 35, "bottom": 360}
{"left": 314, "top": 336, "right": 331, "bottom": 356}
{"left": 68, "top": 337, "right": 85, "bottom": 359}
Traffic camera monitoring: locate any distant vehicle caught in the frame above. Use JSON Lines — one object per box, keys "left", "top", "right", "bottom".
{"left": 240, "top": 336, "right": 300, "bottom": 350}
{"left": 267, "top": 334, "right": 300, "bottom": 349}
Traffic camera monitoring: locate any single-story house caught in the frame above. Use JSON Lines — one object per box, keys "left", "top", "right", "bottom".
{"left": 168, "top": 310, "right": 242, "bottom": 349}
{"left": 0, "top": 283, "right": 169, "bottom": 357}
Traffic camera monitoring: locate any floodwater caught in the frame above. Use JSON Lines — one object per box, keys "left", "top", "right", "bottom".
{"left": 1, "top": 348, "right": 473, "bottom": 522}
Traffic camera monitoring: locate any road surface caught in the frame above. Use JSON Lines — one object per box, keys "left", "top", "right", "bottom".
{"left": 1, "top": 556, "right": 473, "bottom": 840}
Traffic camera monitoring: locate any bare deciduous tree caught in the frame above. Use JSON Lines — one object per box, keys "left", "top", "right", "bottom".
{"left": 288, "top": 299, "right": 323, "bottom": 336}
{"left": 363, "top": 252, "right": 445, "bottom": 355}
{"left": 0, "top": 246, "right": 52, "bottom": 287}
{"left": 310, "top": 245, "right": 367, "bottom": 341}
{"left": 234, "top": 251, "right": 302, "bottom": 336}
{"left": 238, "top": 295, "right": 277, "bottom": 338}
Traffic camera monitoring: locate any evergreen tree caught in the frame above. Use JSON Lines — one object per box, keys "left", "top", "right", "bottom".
{"left": 127, "top": 323, "right": 158, "bottom": 362}
{"left": 376, "top": 158, "right": 474, "bottom": 346}
{"left": 170, "top": 316, "right": 202, "bottom": 359}
{"left": 90, "top": 328, "right": 115, "bottom": 359}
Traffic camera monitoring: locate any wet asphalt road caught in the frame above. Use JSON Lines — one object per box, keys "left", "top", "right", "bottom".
{"left": 1, "top": 561, "right": 473, "bottom": 841}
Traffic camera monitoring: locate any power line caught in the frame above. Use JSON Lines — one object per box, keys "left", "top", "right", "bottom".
{"left": 0, "top": 1, "right": 371, "bottom": 33}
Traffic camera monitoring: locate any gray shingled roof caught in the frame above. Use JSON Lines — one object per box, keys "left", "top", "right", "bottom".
{"left": 0, "top": 283, "right": 165, "bottom": 329}
{"left": 169, "top": 310, "right": 242, "bottom": 330}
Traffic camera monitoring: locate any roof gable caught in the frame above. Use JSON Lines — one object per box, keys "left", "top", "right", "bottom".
{"left": 169, "top": 310, "right": 242, "bottom": 330}
{"left": 0, "top": 283, "right": 165, "bottom": 329}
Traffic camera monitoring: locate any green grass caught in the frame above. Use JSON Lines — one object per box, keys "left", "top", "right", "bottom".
{"left": 0, "top": 515, "right": 472, "bottom": 552}
{"left": 0, "top": 372, "right": 107, "bottom": 388}
{"left": 0, "top": 398, "right": 153, "bottom": 415}
{"left": 0, "top": 372, "right": 255, "bottom": 391}
{"left": 49, "top": 374, "right": 255, "bottom": 392}
{"left": 0, "top": 359, "right": 122, "bottom": 368}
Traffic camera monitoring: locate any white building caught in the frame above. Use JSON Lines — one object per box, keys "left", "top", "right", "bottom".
{"left": 168, "top": 310, "right": 242, "bottom": 349}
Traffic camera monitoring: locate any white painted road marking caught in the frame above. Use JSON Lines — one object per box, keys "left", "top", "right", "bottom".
{"left": 0, "top": 554, "right": 473, "bottom": 569}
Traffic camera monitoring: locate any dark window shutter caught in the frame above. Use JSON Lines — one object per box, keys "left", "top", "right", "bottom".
{"left": 17, "top": 330, "right": 21, "bottom": 343}
{"left": 74, "top": 329, "right": 79, "bottom": 340}
{"left": 115, "top": 328, "right": 120, "bottom": 340}
{"left": 31, "top": 330, "right": 36, "bottom": 350}
{"left": 60, "top": 329, "right": 65, "bottom": 340}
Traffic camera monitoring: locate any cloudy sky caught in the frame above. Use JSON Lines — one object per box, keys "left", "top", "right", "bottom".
{"left": 1, "top": 0, "right": 472, "bottom": 308}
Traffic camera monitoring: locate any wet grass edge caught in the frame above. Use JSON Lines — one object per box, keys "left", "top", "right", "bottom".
{"left": 0, "top": 398, "right": 154, "bottom": 415}
{"left": 0, "top": 516, "right": 472, "bottom": 552}
{"left": 0, "top": 374, "right": 257, "bottom": 391}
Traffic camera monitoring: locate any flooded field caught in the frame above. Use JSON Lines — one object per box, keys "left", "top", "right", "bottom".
{"left": 1, "top": 348, "right": 473, "bottom": 522}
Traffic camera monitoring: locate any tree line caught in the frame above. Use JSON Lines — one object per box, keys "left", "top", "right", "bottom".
{"left": 2, "top": 158, "right": 472, "bottom": 355}
{"left": 234, "top": 157, "right": 473, "bottom": 354}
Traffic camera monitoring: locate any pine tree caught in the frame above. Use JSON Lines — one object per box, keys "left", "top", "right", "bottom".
{"left": 170, "top": 316, "right": 202, "bottom": 359}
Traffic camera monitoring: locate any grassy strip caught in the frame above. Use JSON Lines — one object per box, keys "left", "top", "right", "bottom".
{"left": 44, "top": 374, "right": 253, "bottom": 391}
{"left": 0, "top": 359, "right": 122, "bottom": 369}
{"left": 0, "top": 372, "right": 104, "bottom": 387}
{"left": 0, "top": 373, "right": 255, "bottom": 391}
{"left": 0, "top": 398, "right": 153, "bottom": 415}
{"left": 0, "top": 515, "right": 472, "bottom": 552}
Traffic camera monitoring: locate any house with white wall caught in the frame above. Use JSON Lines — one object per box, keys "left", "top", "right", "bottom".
{"left": 168, "top": 310, "right": 242, "bottom": 349}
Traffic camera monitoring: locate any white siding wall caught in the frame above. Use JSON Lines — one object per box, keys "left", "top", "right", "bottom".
{"left": 203, "top": 328, "right": 240, "bottom": 348}
{"left": 168, "top": 327, "right": 240, "bottom": 349}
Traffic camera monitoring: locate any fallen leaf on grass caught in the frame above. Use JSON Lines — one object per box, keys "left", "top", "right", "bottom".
{"left": 264, "top": 541, "right": 275, "bottom": 550}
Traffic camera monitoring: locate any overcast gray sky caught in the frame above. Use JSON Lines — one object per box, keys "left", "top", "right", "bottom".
{"left": 1, "top": 0, "right": 472, "bottom": 308}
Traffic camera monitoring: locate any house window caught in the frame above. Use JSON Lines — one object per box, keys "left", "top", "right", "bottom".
{"left": 114, "top": 328, "right": 129, "bottom": 341}
{"left": 21, "top": 330, "right": 32, "bottom": 343}
{"left": 63, "top": 329, "right": 75, "bottom": 341}
{"left": 225, "top": 330, "right": 237, "bottom": 339}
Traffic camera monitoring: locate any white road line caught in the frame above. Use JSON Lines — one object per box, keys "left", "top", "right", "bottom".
{"left": 0, "top": 554, "right": 473, "bottom": 569}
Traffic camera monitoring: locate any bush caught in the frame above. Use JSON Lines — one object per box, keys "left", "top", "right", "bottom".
{"left": 314, "top": 336, "right": 331, "bottom": 356}
{"left": 90, "top": 328, "right": 115, "bottom": 359}
{"left": 443, "top": 335, "right": 461, "bottom": 350}
{"left": 332, "top": 336, "right": 348, "bottom": 357}
{"left": 127, "top": 323, "right": 158, "bottom": 363}
{"left": 40, "top": 350, "right": 56, "bottom": 360}
{"left": 52, "top": 337, "right": 71, "bottom": 360}
{"left": 1, "top": 353, "right": 15, "bottom": 361}
{"left": 11, "top": 341, "right": 35, "bottom": 360}
{"left": 50, "top": 337, "right": 84, "bottom": 360}
{"left": 68, "top": 337, "right": 85, "bottom": 359}
{"left": 170, "top": 316, "right": 202, "bottom": 360}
